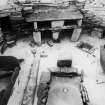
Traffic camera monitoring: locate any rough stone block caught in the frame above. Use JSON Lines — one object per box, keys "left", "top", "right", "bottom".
{"left": 52, "top": 32, "right": 59, "bottom": 41}
{"left": 34, "top": 22, "right": 37, "bottom": 29}
{"left": 51, "top": 21, "right": 64, "bottom": 28}
{"left": 91, "top": 28, "right": 103, "bottom": 38}
{"left": 77, "top": 19, "right": 82, "bottom": 26}
{"left": 71, "top": 28, "right": 81, "bottom": 42}
{"left": 33, "top": 32, "right": 41, "bottom": 45}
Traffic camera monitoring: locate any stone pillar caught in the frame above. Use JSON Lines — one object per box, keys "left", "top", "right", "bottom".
{"left": 33, "top": 31, "right": 41, "bottom": 45}
{"left": 51, "top": 20, "right": 64, "bottom": 28}
{"left": 77, "top": 19, "right": 82, "bottom": 26}
{"left": 33, "top": 22, "right": 41, "bottom": 45}
{"left": 51, "top": 21, "right": 64, "bottom": 41}
{"left": 71, "top": 28, "right": 82, "bottom": 42}
{"left": 52, "top": 31, "right": 59, "bottom": 41}
{"left": 71, "top": 19, "right": 82, "bottom": 42}
{"left": 34, "top": 22, "right": 37, "bottom": 29}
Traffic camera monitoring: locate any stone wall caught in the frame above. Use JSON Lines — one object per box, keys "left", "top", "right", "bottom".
{"left": 77, "top": 0, "right": 105, "bottom": 27}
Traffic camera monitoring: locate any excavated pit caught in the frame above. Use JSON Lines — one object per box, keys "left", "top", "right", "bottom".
{"left": 37, "top": 70, "right": 89, "bottom": 105}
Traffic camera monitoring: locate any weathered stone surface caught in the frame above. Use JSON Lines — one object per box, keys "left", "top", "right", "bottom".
{"left": 52, "top": 32, "right": 59, "bottom": 41}
{"left": 71, "top": 28, "right": 82, "bottom": 42}
{"left": 33, "top": 32, "right": 41, "bottom": 45}
{"left": 25, "top": 4, "right": 83, "bottom": 22}
{"left": 77, "top": 0, "right": 105, "bottom": 27}
{"left": 100, "top": 45, "right": 105, "bottom": 73}
{"left": 78, "top": 19, "right": 82, "bottom": 26}
{"left": 51, "top": 21, "right": 64, "bottom": 28}
{"left": 34, "top": 22, "right": 37, "bottom": 29}
{"left": 21, "top": 54, "right": 40, "bottom": 105}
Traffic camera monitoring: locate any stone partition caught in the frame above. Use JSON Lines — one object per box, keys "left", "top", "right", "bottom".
{"left": 100, "top": 45, "right": 105, "bottom": 73}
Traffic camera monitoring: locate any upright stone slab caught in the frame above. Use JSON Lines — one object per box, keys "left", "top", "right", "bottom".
{"left": 100, "top": 45, "right": 105, "bottom": 73}
{"left": 71, "top": 28, "right": 81, "bottom": 42}
{"left": 34, "top": 22, "right": 37, "bottom": 29}
{"left": 77, "top": 19, "right": 82, "bottom": 26}
{"left": 33, "top": 32, "right": 41, "bottom": 45}
{"left": 33, "top": 22, "right": 41, "bottom": 45}
{"left": 52, "top": 32, "right": 59, "bottom": 41}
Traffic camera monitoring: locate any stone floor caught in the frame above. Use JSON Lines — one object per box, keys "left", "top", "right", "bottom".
{"left": 2, "top": 33, "right": 105, "bottom": 105}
